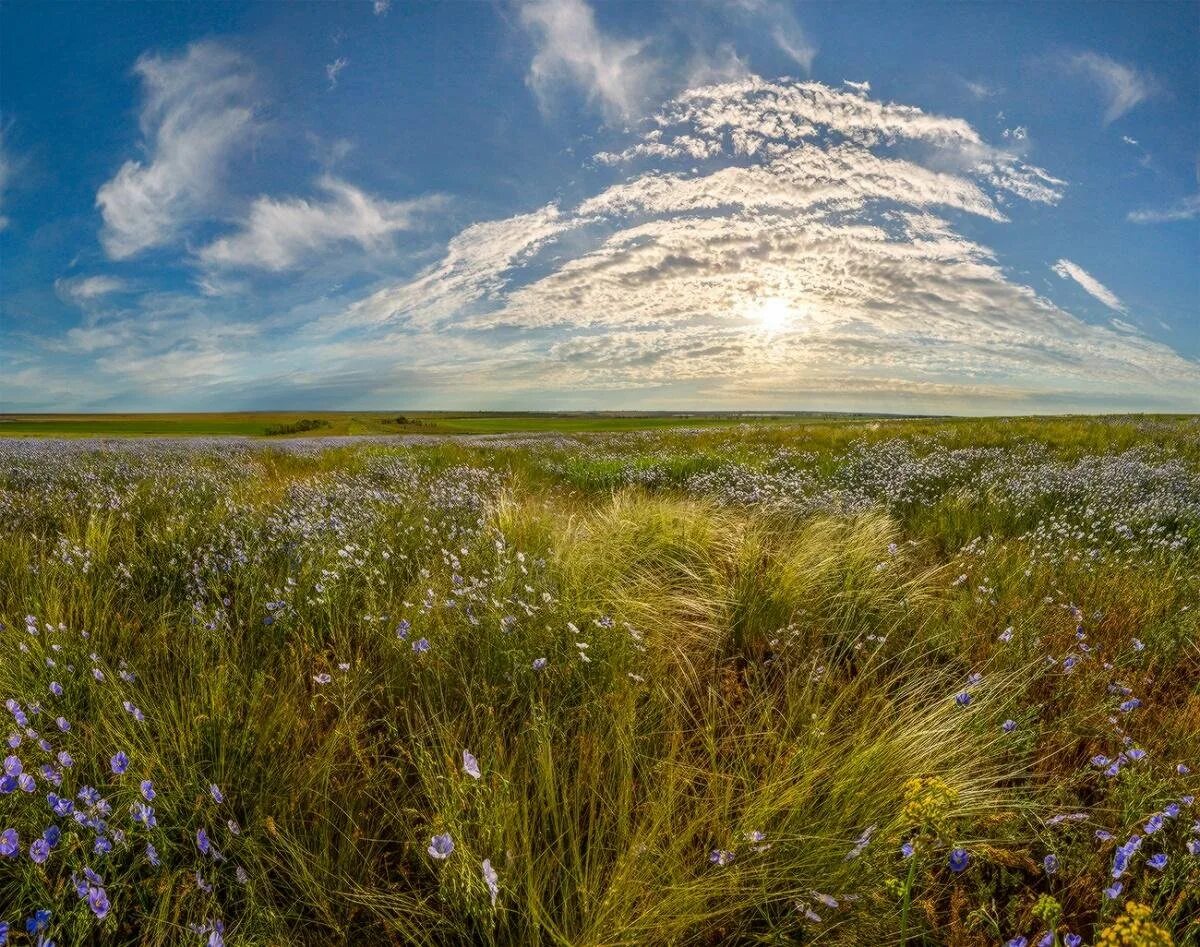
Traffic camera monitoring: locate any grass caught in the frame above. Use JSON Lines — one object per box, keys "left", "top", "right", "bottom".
{"left": 0, "top": 416, "right": 1196, "bottom": 945}
{"left": 0, "top": 411, "right": 862, "bottom": 438}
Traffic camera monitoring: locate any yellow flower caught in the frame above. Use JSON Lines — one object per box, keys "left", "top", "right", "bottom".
{"left": 901, "top": 776, "right": 959, "bottom": 828}
{"left": 1096, "top": 902, "right": 1173, "bottom": 947}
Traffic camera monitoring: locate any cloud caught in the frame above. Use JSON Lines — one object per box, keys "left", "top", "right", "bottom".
{"left": 96, "top": 42, "right": 259, "bottom": 259}
{"left": 517, "top": 0, "right": 657, "bottom": 120}
{"left": 56, "top": 275, "right": 129, "bottom": 304}
{"left": 313, "top": 76, "right": 1196, "bottom": 408}
{"left": 842, "top": 80, "right": 870, "bottom": 94}
{"left": 0, "top": 121, "right": 16, "bottom": 231}
{"left": 326, "top": 57, "right": 349, "bottom": 88}
{"left": 1052, "top": 259, "right": 1126, "bottom": 313}
{"left": 963, "top": 79, "right": 999, "bottom": 100}
{"left": 1067, "top": 52, "right": 1155, "bottom": 125}
{"left": 1127, "top": 193, "right": 1200, "bottom": 224}
{"left": 198, "top": 175, "right": 442, "bottom": 272}
{"left": 373, "top": 0, "right": 390, "bottom": 15}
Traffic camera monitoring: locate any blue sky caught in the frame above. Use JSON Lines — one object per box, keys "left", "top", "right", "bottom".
{"left": 1, "top": 0, "right": 1197, "bottom": 413}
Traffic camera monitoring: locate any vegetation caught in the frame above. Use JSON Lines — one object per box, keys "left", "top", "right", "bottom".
{"left": 0, "top": 416, "right": 1196, "bottom": 945}
{"left": 262, "top": 418, "right": 330, "bottom": 437}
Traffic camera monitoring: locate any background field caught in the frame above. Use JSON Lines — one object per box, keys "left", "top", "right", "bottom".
{"left": 0, "top": 411, "right": 900, "bottom": 437}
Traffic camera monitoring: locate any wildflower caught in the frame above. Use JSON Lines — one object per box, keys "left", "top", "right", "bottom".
{"left": 413, "top": 638, "right": 431, "bottom": 654}
{"left": 209, "top": 784, "right": 224, "bottom": 804}
{"left": 110, "top": 752, "right": 128, "bottom": 775}
{"left": 140, "top": 780, "right": 155, "bottom": 801}
{"left": 948, "top": 848, "right": 969, "bottom": 873}
{"left": 1178, "top": 764, "right": 1192, "bottom": 775}
{"left": 1187, "top": 839, "right": 1199, "bottom": 856}
{"left": 482, "top": 858, "right": 499, "bottom": 906}
{"left": 901, "top": 839, "right": 915, "bottom": 858}
{"left": 42, "top": 826, "right": 59, "bottom": 848}
{"left": 49, "top": 683, "right": 62, "bottom": 698}
{"left": 1007, "top": 938, "right": 1028, "bottom": 947}
{"left": 955, "top": 692, "right": 971, "bottom": 707}
{"left": 1065, "top": 935, "right": 1082, "bottom": 947}
{"left": 1131, "top": 638, "right": 1144, "bottom": 651}
{"left": 1127, "top": 748, "right": 1146, "bottom": 761}
{"left": 0, "top": 828, "right": 17, "bottom": 856}
{"left": 313, "top": 673, "right": 331, "bottom": 685}
{"left": 1104, "top": 881, "right": 1123, "bottom": 899}
{"left": 1118, "top": 698, "right": 1140, "bottom": 713}
{"left": 1002, "top": 719, "right": 1017, "bottom": 732}
{"left": 196, "top": 872, "right": 212, "bottom": 893}
{"left": 1095, "top": 901, "right": 1172, "bottom": 946}
{"left": 29, "top": 838, "right": 50, "bottom": 864}
{"left": 462, "top": 750, "right": 481, "bottom": 780}
{"left": 25, "top": 910, "right": 50, "bottom": 935}
{"left": 1096, "top": 829, "right": 1113, "bottom": 842}
{"left": 998, "top": 627, "right": 1014, "bottom": 642}
{"left": 236, "top": 865, "right": 249, "bottom": 884}
{"left": 197, "top": 828, "right": 211, "bottom": 855}
{"left": 1043, "top": 853, "right": 1058, "bottom": 874}
{"left": 709, "top": 849, "right": 735, "bottom": 866}
{"left": 845, "top": 823, "right": 875, "bottom": 859}
{"left": 145, "top": 843, "right": 160, "bottom": 866}
{"left": 396, "top": 619, "right": 410, "bottom": 639}
{"left": 428, "top": 832, "right": 454, "bottom": 860}
{"left": 87, "top": 887, "right": 109, "bottom": 919}
{"left": 532, "top": 657, "right": 547, "bottom": 670}
{"left": 1146, "top": 853, "right": 1166, "bottom": 870}
{"left": 93, "top": 837, "right": 111, "bottom": 856}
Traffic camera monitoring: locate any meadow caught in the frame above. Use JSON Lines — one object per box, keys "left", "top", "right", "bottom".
{"left": 0, "top": 416, "right": 1196, "bottom": 945}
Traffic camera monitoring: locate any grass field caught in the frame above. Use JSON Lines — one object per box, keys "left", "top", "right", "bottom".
{"left": 0, "top": 416, "right": 1196, "bottom": 945}
{"left": 0, "top": 411, "right": 869, "bottom": 438}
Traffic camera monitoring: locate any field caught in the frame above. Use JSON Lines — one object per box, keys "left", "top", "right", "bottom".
{"left": 0, "top": 412, "right": 860, "bottom": 438}
{"left": 0, "top": 416, "right": 1196, "bottom": 945}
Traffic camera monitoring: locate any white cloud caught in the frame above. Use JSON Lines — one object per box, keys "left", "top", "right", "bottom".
{"left": 312, "top": 76, "right": 1196, "bottom": 407}
{"left": 0, "top": 122, "right": 15, "bottom": 231}
{"left": 842, "top": 79, "right": 870, "bottom": 94}
{"left": 326, "top": 57, "right": 349, "bottom": 88}
{"left": 1003, "top": 126, "right": 1027, "bottom": 141}
{"left": 1052, "top": 258, "right": 1126, "bottom": 313}
{"left": 517, "top": 0, "right": 657, "bottom": 120}
{"left": 373, "top": 0, "right": 390, "bottom": 15}
{"left": 1067, "top": 52, "right": 1155, "bottom": 125}
{"left": 198, "top": 175, "right": 442, "bottom": 272}
{"left": 963, "top": 79, "right": 999, "bottom": 100}
{"left": 56, "top": 275, "right": 129, "bottom": 304}
{"left": 1127, "top": 194, "right": 1200, "bottom": 224}
{"left": 1121, "top": 135, "right": 1138, "bottom": 146}
{"left": 96, "top": 42, "right": 259, "bottom": 259}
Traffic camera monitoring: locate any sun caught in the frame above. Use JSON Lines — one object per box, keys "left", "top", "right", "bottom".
{"left": 751, "top": 297, "right": 792, "bottom": 333}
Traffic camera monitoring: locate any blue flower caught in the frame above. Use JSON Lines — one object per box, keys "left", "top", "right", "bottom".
{"left": 25, "top": 910, "right": 50, "bottom": 934}
{"left": 140, "top": 780, "right": 155, "bottom": 801}
{"left": 482, "top": 858, "right": 499, "bottom": 906}
{"left": 145, "top": 843, "right": 160, "bottom": 866}
{"left": 110, "top": 752, "right": 128, "bottom": 775}
{"left": 462, "top": 750, "right": 481, "bottom": 780}
{"left": 413, "top": 637, "right": 431, "bottom": 654}
{"left": 532, "top": 657, "right": 547, "bottom": 670}
{"left": 948, "top": 848, "right": 969, "bottom": 873}
{"left": 87, "top": 887, "right": 109, "bottom": 919}
{"left": 1043, "top": 853, "right": 1057, "bottom": 874}
{"left": 42, "top": 826, "right": 60, "bottom": 848}
{"left": 1006, "top": 938, "right": 1027, "bottom": 947}
{"left": 1104, "top": 881, "right": 1123, "bottom": 899}
{"left": 209, "top": 784, "right": 224, "bottom": 804}
{"left": 49, "top": 682, "right": 62, "bottom": 698}
{"left": 708, "top": 848, "right": 734, "bottom": 866}
{"left": 955, "top": 692, "right": 971, "bottom": 707}
{"left": 0, "top": 828, "right": 17, "bottom": 856}
{"left": 1065, "top": 935, "right": 1082, "bottom": 947}
{"left": 29, "top": 838, "right": 50, "bottom": 864}
{"left": 1147, "top": 852, "right": 1167, "bottom": 870}
{"left": 1002, "top": 719, "right": 1016, "bottom": 733}
{"left": 901, "top": 839, "right": 915, "bottom": 858}
{"left": 428, "top": 832, "right": 454, "bottom": 860}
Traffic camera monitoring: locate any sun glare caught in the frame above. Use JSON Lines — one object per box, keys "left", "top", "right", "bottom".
{"left": 752, "top": 297, "right": 793, "bottom": 333}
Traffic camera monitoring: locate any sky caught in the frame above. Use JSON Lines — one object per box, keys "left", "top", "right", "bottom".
{"left": 0, "top": 0, "right": 1197, "bottom": 414}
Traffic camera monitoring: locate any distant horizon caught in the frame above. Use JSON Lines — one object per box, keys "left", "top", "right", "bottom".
{"left": 2, "top": 0, "right": 1198, "bottom": 414}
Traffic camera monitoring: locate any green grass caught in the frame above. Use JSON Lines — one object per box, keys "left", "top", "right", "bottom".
{"left": 0, "top": 417, "right": 1195, "bottom": 945}
{"left": 0, "top": 410, "right": 879, "bottom": 438}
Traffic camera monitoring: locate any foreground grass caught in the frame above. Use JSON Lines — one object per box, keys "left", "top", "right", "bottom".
{"left": 0, "top": 417, "right": 1196, "bottom": 945}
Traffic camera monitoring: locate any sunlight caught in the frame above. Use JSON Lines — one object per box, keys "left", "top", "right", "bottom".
{"left": 750, "top": 296, "right": 794, "bottom": 333}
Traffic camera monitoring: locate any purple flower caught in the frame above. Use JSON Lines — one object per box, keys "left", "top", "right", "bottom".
{"left": 93, "top": 836, "right": 111, "bottom": 856}
{"left": 955, "top": 692, "right": 971, "bottom": 707}
{"left": 1065, "top": 935, "right": 1082, "bottom": 947}
{"left": 146, "top": 843, "right": 160, "bottom": 866}
{"left": 1043, "top": 853, "right": 1057, "bottom": 874}
{"left": 1127, "top": 748, "right": 1146, "bottom": 761}
{"left": 1002, "top": 719, "right": 1016, "bottom": 733}
{"left": 49, "top": 682, "right": 62, "bottom": 698}
{"left": 25, "top": 910, "right": 50, "bottom": 934}
{"left": 0, "top": 828, "right": 17, "bottom": 856}
{"left": 462, "top": 750, "right": 481, "bottom": 780}
{"left": 428, "top": 832, "right": 454, "bottom": 860}
{"left": 1118, "top": 698, "right": 1140, "bottom": 713}
{"left": 110, "top": 751, "right": 128, "bottom": 775}
{"left": 209, "top": 784, "right": 224, "bottom": 804}
{"left": 196, "top": 828, "right": 211, "bottom": 855}
{"left": 412, "top": 637, "right": 431, "bottom": 654}
{"left": 29, "top": 838, "right": 50, "bottom": 864}
{"left": 708, "top": 848, "right": 734, "bottom": 866}
{"left": 1006, "top": 938, "right": 1028, "bottom": 947}
{"left": 1104, "top": 881, "right": 1123, "bottom": 899}
{"left": 901, "top": 839, "right": 915, "bottom": 858}
{"left": 140, "top": 780, "right": 155, "bottom": 801}
{"left": 87, "top": 887, "right": 109, "bottom": 919}
{"left": 948, "top": 848, "right": 969, "bottom": 873}
{"left": 312, "top": 673, "right": 331, "bottom": 685}
{"left": 1095, "top": 829, "right": 1113, "bottom": 842}
{"left": 532, "top": 657, "right": 547, "bottom": 670}
{"left": 42, "top": 826, "right": 60, "bottom": 848}
{"left": 1187, "top": 839, "right": 1200, "bottom": 856}
{"left": 1147, "top": 853, "right": 1167, "bottom": 870}
{"left": 482, "top": 858, "right": 499, "bottom": 906}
